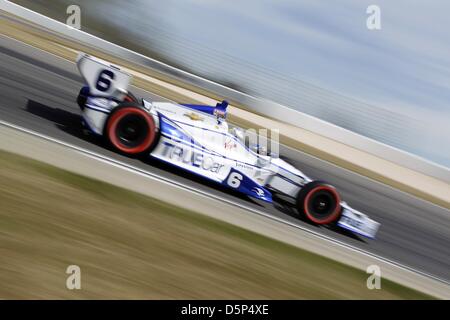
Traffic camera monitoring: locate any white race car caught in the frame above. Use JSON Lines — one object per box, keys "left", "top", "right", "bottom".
{"left": 75, "top": 53, "right": 380, "bottom": 239}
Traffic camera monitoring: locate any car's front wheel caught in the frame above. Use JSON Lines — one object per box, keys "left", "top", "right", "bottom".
{"left": 105, "top": 103, "right": 159, "bottom": 156}
{"left": 296, "top": 181, "right": 342, "bottom": 225}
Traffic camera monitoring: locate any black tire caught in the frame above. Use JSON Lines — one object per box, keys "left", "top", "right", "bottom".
{"left": 296, "top": 180, "right": 342, "bottom": 225}
{"left": 105, "top": 102, "right": 159, "bottom": 156}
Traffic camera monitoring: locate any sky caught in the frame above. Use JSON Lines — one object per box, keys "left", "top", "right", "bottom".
{"left": 162, "top": 0, "right": 450, "bottom": 111}
{"left": 109, "top": 0, "right": 450, "bottom": 167}
{"left": 32, "top": 0, "right": 450, "bottom": 167}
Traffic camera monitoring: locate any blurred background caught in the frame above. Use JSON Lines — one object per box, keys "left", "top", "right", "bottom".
{"left": 11, "top": 0, "right": 450, "bottom": 167}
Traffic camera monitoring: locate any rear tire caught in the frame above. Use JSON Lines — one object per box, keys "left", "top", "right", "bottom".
{"left": 296, "top": 181, "right": 341, "bottom": 225}
{"left": 123, "top": 91, "right": 139, "bottom": 103}
{"left": 105, "top": 102, "right": 158, "bottom": 156}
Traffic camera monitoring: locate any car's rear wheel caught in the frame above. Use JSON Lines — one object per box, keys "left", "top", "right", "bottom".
{"left": 123, "top": 91, "right": 139, "bottom": 103}
{"left": 105, "top": 103, "right": 158, "bottom": 156}
{"left": 296, "top": 181, "right": 341, "bottom": 225}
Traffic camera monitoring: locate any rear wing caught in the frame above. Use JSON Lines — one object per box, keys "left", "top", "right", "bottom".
{"left": 76, "top": 53, "right": 132, "bottom": 100}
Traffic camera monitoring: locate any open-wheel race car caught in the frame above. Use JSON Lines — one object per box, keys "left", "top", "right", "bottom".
{"left": 75, "top": 53, "right": 380, "bottom": 239}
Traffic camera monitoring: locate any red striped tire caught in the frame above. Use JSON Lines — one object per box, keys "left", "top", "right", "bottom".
{"left": 106, "top": 103, "right": 158, "bottom": 156}
{"left": 296, "top": 181, "right": 342, "bottom": 225}
{"left": 123, "top": 91, "right": 138, "bottom": 103}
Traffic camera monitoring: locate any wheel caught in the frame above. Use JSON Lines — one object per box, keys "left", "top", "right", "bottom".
{"left": 296, "top": 181, "right": 342, "bottom": 225}
{"left": 105, "top": 102, "right": 159, "bottom": 156}
{"left": 123, "top": 91, "right": 139, "bottom": 103}
{"left": 77, "top": 86, "right": 89, "bottom": 110}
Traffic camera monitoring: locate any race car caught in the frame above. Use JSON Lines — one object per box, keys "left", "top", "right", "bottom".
{"left": 75, "top": 53, "right": 380, "bottom": 239}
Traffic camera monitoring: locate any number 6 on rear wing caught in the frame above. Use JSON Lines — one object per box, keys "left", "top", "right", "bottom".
{"left": 76, "top": 52, "right": 132, "bottom": 100}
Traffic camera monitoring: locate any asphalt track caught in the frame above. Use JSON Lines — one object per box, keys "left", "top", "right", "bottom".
{"left": 0, "top": 36, "right": 449, "bottom": 283}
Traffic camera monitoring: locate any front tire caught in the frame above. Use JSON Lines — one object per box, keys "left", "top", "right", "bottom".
{"left": 296, "top": 181, "right": 342, "bottom": 225}
{"left": 105, "top": 103, "right": 158, "bottom": 156}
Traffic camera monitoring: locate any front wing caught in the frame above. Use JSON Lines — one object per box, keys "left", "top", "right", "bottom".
{"left": 337, "top": 203, "right": 380, "bottom": 239}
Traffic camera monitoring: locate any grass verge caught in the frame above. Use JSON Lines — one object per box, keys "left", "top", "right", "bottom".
{"left": 0, "top": 150, "right": 433, "bottom": 299}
